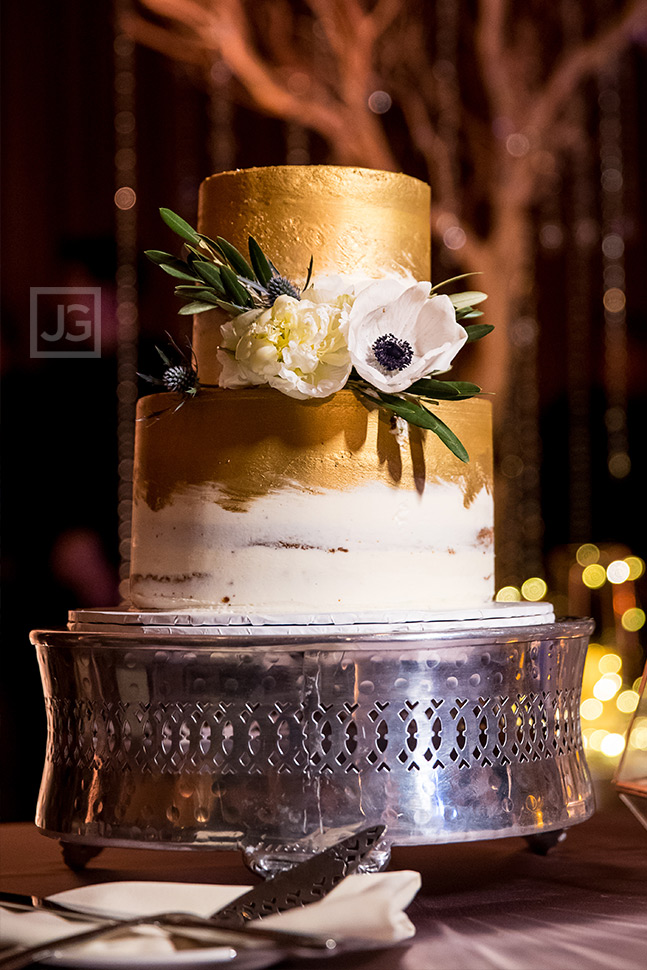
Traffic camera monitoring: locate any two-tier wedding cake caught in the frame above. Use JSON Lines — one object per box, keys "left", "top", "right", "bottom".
{"left": 130, "top": 165, "right": 494, "bottom": 617}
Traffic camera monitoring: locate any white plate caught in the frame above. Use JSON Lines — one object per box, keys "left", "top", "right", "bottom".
{"left": 31, "top": 883, "right": 288, "bottom": 970}
{"left": 40, "top": 944, "right": 283, "bottom": 970}
{"left": 24, "top": 873, "right": 418, "bottom": 968}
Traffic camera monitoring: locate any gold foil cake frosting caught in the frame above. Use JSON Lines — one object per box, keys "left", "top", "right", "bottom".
{"left": 194, "top": 166, "right": 431, "bottom": 384}
{"left": 199, "top": 165, "right": 431, "bottom": 281}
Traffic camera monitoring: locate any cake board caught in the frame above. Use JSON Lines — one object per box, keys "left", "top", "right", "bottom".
{"left": 32, "top": 605, "right": 595, "bottom": 874}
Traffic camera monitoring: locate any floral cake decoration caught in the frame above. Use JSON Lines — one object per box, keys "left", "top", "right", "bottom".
{"left": 145, "top": 208, "right": 493, "bottom": 462}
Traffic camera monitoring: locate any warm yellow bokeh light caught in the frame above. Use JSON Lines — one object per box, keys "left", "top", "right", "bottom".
{"left": 607, "top": 559, "right": 631, "bottom": 584}
{"left": 580, "top": 698, "right": 604, "bottom": 720}
{"left": 593, "top": 674, "right": 622, "bottom": 701}
{"left": 625, "top": 556, "right": 645, "bottom": 581}
{"left": 496, "top": 586, "right": 521, "bottom": 602}
{"left": 582, "top": 564, "right": 606, "bottom": 589}
{"left": 576, "top": 543, "right": 600, "bottom": 566}
{"left": 632, "top": 677, "right": 644, "bottom": 693}
{"left": 603, "top": 288, "right": 626, "bottom": 312}
{"left": 598, "top": 653, "right": 622, "bottom": 674}
{"left": 631, "top": 724, "right": 647, "bottom": 750}
{"left": 622, "top": 608, "right": 646, "bottom": 632}
{"left": 521, "top": 577, "right": 547, "bottom": 601}
{"left": 616, "top": 690, "right": 639, "bottom": 714}
{"left": 589, "top": 729, "right": 608, "bottom": 750}
{"left": 600, "top": 733, "right": 625, "bottom": 758}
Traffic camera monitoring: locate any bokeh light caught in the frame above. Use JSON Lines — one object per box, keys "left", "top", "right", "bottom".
{"left": 506, "top": 132, "right": 530, "bottom": 157}
{"left": 624, "top": 556, "right": 645, "bottom": 580}
{"left": 598, "top": 653, "right": 622, "bottom": 674}
{"left": 622, "top": 608, "right": 645, "bottom": 632}
{"left": 582, "top": 564, "right": 606, "bottom": 588}
{"left": 443, "top": 226, "right": 467, "bottom": 250}
{"left": 593, "top": 673, "right": 622, "bottom": 701}
{"left": 630, "top": 719, "right": 647, "bottom": 749}
{"left": 607, "top": 559, "right": 631, "bottom": 584}
{"left": 580, "top": 698, "right": 603, "bottom": 720}
{"left": 576, "top": 543, "right": 599, "bottom": 566}
{"left": 600, "top": 733, "right": 625, "bottom": 758}
{"left": 368, "top": 90, "right": 392, "bottom": 114}
{"left": 114, "top": 186, "right": 136, "bottom": 209}
{"left": 616, "top": 690, "right": 639, "bottom": 714}
{"left": 602, "top": 287, "right": 626, "bottom": 312}
{"left": 608, "top": 452, "right": 631, "bottom": 478}
{"left": 589, "top": 729, "right": 608, "bottom": 751}
{"left": 602, "top": 233, "right": 624, "bottom": 259}
{"left": 521, "top": 577, "right": 547, "bottom": 601}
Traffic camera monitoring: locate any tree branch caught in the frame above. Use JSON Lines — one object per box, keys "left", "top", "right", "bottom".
{"left": 398, "top": 87, "right": 457, "bottom": 209}
{"left": 475, "top": 0, "right": 515, "bottom": 120}
{"left": 122, "top": 12, "right": 207, "bottom": 68}
{"left": 528, "top": 0, "right": 647, "bottom": 135}
{"left": 430, "top": 204, "right": 487, "bottom": 272}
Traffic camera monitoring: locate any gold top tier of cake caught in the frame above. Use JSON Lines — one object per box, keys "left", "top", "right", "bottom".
{"left": 198, "top": 165, "right": 431, "bottom": 282}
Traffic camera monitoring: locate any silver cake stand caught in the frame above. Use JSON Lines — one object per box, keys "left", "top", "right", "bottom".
{"left": 32, "top": 603, "right": 595, "bottom": 875}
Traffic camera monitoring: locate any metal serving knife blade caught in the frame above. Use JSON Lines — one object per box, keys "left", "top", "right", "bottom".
{"left": 213, "top": 823, "right": 386, "bottom": 927}
{"left": 0, "top": 824, "right": 386, "bottom": 970}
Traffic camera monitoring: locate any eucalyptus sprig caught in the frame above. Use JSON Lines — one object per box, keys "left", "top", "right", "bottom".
{"left": 348, "top": 370, "right": 488, "bottom": 463}
{"left": 145, "top": 208, "right": 306, "bottom": 317}
{"left": 430, "top": 274, "right": 494, "bottom": 343}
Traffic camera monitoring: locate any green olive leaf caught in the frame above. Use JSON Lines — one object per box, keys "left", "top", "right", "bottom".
{"left": 248, "top": 236, "right": 273, "bottom": 286}
{"left": 159, "top": 208, "right": 200, "bottom": 245}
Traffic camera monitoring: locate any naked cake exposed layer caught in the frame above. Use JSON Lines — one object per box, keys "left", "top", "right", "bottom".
{"left": 130, "top": 389, "right": 493, "bottom": 612}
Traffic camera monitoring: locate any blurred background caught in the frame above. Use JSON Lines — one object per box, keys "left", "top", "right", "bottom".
{"left": 2, "top": 0, "right": 646, "bottom": 820}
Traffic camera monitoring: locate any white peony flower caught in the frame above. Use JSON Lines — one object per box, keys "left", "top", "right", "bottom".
{"left": 217, "top": 294, "right": 352, "bottom": 400}
{"left": 344, "top": 279, "right": 468, "bottom": 393}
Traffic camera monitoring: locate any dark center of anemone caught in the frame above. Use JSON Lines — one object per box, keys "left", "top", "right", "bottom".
{"left": 372, "top": 333, "right": 414, "bottom": 372}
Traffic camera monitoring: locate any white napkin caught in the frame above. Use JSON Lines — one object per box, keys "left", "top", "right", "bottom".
{"left": 0, "top": 871, "right": 421, "bottom": 960}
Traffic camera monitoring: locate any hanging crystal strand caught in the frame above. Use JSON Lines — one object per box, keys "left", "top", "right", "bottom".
{"left": 285, "top": 15, "right": 315, "bottom": 165}
{"left": 508, "top": 293, "right": 543, "bottom": 583}
{"left": 432, "top": 0, "right": 461, "bottom": 278}
{"left": 170, "top": 63, "right": 198, "bottom": 215}
{"left": 286, "top": 120, "right": 310, "bottom": 164}
{"left": 598, "top": 65, "right": 629, "bottom": 481}
{"left": 113, "top": 0, "right": 139, "bottom": 601}
{"left": 567, "top": 133, "right": 596, "bottom": 540}
{"left": 208, "top": 59, "right": 235, "bottom": 173}
{"left": 285, "top": 47, "right": 311, "bottom": 162}
{"left": 562, "top": 0, "right": 595, "bottom": 542}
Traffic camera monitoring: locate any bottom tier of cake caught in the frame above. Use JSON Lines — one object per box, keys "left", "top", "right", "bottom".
{"left": 32, "top": 617, "right": 595, "bottom": 875}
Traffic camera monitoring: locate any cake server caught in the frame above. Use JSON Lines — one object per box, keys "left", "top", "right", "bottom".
{"left": 0, "top": 890, "right": 336, "bottom": 948}
{"left": 0, "top": 823, "right": 385, "bottom": 969}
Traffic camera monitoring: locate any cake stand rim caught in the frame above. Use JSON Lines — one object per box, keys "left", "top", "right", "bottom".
{"left": 31, "top": 616, "right": 596, "bottom": 650}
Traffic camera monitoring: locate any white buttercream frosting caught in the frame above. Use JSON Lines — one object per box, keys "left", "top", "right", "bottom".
{"left": 130, "top": 479, "right": 494, "bottom": 612}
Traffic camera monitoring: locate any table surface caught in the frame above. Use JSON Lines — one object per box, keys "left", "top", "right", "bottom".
{"left": 1, "top": 795, "right": 646, "bottom": 969}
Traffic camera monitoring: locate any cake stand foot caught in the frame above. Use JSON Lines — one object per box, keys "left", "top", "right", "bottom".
{"left": 242, "top": 837, "right": 392, "bottom": 877}
{"left": 524, "top": 829, "right": 567, "bottom": 855}
{"left": 60, "top": 841, "right": 104, "bottom": 871}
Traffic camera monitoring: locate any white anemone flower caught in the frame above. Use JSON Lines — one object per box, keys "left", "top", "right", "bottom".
{"left": 345, "top": 279, "right": 468, "bottom": 393}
